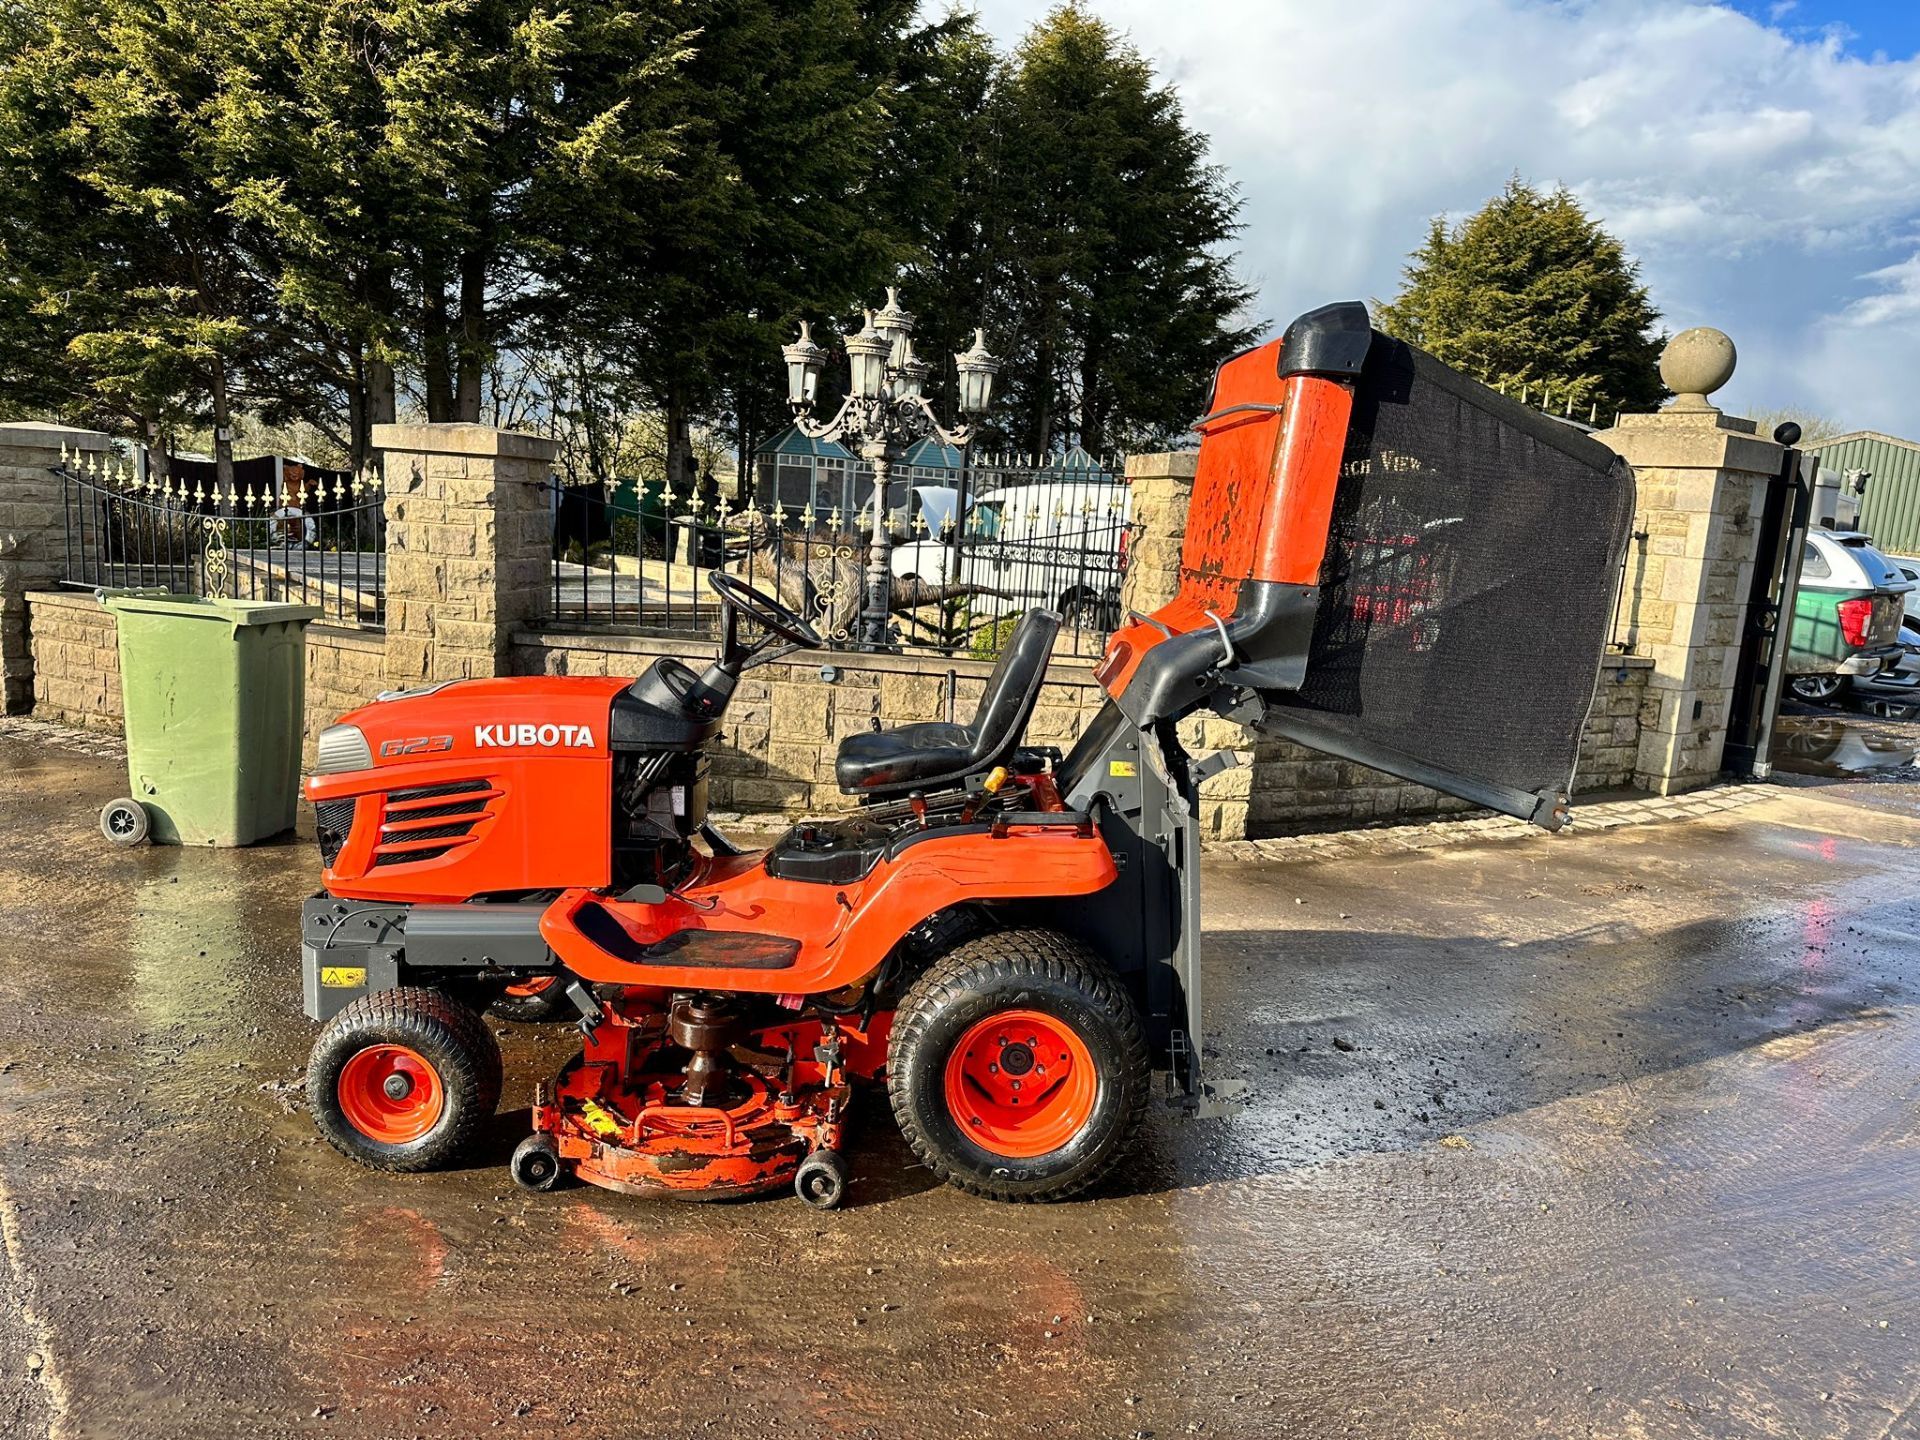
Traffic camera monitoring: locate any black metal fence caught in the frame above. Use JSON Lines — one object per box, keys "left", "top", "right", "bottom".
{"left": 548, "top": 471, "right": 1131, "bottom": 658}
{"left": 57, "top": 456, "right": 386, "bottom": 628}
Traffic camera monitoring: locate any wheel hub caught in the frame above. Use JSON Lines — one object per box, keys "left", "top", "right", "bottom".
{"left": 337, "top": 1044, "right": 445, "bottom": 1145}
{"left": 944, "top": 1009, "right": 1097, "bottom": 1159}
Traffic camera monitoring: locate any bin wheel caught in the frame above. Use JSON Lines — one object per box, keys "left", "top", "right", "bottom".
{"left": 100, "top": 798, "right": 149, "bottom": 847}
{"left": 794, "top": 1149, "right": 849, "bottom": 1210}
{"left": 510, "top": 1134, "right": 563, "bottom": 1192}
{"left": 308, "top": 987, "right": 502, "bottom": 1172}
{"left": 887, "top": 928, "right": 1149, "bottom": 1203}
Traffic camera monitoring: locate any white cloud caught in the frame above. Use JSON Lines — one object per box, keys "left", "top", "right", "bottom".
{"left": 953, "top": 0, "right": 1920, "bottom": 434}
{"left": 1840, "top": 251, "right": 1920, "bottom": 326}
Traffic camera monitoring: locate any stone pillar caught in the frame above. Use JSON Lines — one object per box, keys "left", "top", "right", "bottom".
{"left": 0, "top": 423, "right": 113, "bottom": 713}
{"left": 1115, "top": 450, "right": 1254, "bottom": 838}
{"left": 371, "top": 424, "right": 556, "bottom": 685}
{"left": 1592, "top": 329, "right": 1781, "bottom": 795}
{"left": 1119, "top": 450, "right": 1197, "bottom": 616}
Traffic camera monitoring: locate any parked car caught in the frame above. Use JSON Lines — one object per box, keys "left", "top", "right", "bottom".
{"left": 1843, "top": 620, "right": 1920, "bottom": 716}
{"left": 1787, "top": 530, "right": 1915, "bottom": 703}
{"left": 891, "top": 480, "right": 1132, "bottom": 629}
{"left": 1890, "top": 554, "right": 1920, "bottom": 626}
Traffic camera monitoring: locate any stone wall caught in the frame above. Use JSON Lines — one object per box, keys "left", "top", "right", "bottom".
{"left": 10, "top": 415, "right": 1669, "bottom": 841}
{"left": 301, "top": 626, "right": 387, "bottom": 763}
{"left": 511, "top": 629, "right": 1130, "bottom": 819}
{"left": 24, "top": 588, "right": 120, "bottom": 729}
{"left": 0, "top": 423, "right": 111, "bottom": 713}
{"left": 22, "top": 588, "right": 385, "bottom": 761}
{"left": 512, "top": 627, "right": 1646, "bottom": 835}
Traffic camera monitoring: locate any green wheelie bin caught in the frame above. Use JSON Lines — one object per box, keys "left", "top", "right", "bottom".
{"left": 99, "top": 593, "right": 321, "bottom": 846}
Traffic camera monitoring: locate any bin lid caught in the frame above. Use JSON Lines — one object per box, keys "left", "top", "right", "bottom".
{"left": 102, "top": 592, "right": 323, "bottom": 627}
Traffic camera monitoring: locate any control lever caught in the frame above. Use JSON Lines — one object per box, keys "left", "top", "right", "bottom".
{"left": 1203, "top": 609, "right": 1237, "bottom": 666}
{"left": 961, "top": 766, "right": 1010, "bottom": 823}
{"left": 908, "top": 790, "right": 929, "bottom": 828}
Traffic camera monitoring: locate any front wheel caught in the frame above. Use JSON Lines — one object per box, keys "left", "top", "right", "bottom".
{"left": 887, "top": 928, "right": 1148, "bottom": 1203}
{"left": 308, "top": 987, "right": 502, "bottom": 1171}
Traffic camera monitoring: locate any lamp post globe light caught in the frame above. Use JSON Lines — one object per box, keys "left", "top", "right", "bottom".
{"left": 781, "top": 286, "right": 1000, "bottom": 649}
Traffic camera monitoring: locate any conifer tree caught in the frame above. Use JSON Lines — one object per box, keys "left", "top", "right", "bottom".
{"left": 1376, "top": 178, "right": 1666, "bottom": 419}
{"left": 988, "top": 4, "right": 1254, "bottom": 456}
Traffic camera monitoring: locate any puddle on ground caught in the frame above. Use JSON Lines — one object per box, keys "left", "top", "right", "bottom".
{"left": 1772, "top": 713, "right": 1920, "bottom": 777}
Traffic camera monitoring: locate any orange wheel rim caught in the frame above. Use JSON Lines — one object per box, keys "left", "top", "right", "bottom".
{"left": 338, "top": 1044, "right": 445, "bottom": 1144}
{"left": 943, "top": 1009, "right": 1096, "bottom": 1158}
{"left": 504, "top": 975, "right": 559, "bottom": 998}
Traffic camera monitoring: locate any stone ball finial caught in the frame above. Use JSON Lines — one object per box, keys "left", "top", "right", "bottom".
{"left": 1660, "top": 327, "right": 1736, "bottom": 412}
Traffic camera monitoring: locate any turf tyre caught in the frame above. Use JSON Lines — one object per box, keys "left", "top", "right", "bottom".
{"left": 887, "top": 928, "right": 1148, "bottom": 1202}
{"left": 309, "top": 987, "right": 502, "bottom": 1172}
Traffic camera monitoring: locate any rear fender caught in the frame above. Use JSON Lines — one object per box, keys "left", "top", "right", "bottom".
{"left": 539, "top": 829, "right": 1118, "bottom": 995}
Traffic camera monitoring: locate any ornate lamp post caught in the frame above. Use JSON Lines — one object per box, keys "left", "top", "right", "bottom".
{"left": 782, "top": 288, "right": 1000, "bottom": 649}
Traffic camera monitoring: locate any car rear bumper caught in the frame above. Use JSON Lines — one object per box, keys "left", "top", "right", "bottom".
{"left": 1837, "top": 652, "right": 1896, "bottom": 676}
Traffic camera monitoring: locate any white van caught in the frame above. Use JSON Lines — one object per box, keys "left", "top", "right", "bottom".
{"left": 890, "top": 480, "right": 1131, "bottom": 629}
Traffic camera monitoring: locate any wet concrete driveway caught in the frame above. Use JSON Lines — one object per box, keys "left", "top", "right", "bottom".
{"left": 2, "top": 730, "right": 1918, "bottom": 1439}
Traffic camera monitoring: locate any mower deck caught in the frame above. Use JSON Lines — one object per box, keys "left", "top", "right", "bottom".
{"left": 518, "top": 997, "right": 890, "bottom": 1206}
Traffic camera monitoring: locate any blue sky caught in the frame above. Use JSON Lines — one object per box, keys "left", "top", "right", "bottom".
{"left": 954, "top": 1, "right": 1920, "bottom": 435}
{"left": 1730, "top": 1, "right": 1920, "bottom": 58}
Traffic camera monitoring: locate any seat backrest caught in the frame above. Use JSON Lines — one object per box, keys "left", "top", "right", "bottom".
{"left": 967, "top": 608, "right": 1061, "bottom": 766}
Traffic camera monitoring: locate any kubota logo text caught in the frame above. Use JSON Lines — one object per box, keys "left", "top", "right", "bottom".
{"left": 474, "top": 723, "right": 596, "bottom": 749}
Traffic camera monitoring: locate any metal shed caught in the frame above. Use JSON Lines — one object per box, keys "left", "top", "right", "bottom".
{"left": 1811, "top": 431, "right": 1920, "bottom": 558}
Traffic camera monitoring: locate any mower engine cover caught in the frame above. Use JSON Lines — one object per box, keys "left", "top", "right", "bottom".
{"left": 1099, "top": 301, "right": 1636, "bottom": 826}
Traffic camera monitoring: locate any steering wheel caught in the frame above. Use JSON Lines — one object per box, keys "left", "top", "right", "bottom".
{"left": 707, "top": 570, "right": 824, "bottom": 650}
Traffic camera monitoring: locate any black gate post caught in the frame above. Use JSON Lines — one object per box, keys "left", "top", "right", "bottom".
{"left": 1723, "top": 422, "right": 1810, "bottom": 777}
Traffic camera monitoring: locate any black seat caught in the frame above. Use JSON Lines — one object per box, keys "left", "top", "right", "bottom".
{"left": 835, "top": 609, "right": 1061, "bottom": 796}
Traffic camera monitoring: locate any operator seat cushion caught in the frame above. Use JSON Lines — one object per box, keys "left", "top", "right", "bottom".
{"left": 835, "top": 608, "right": 1062, "bottom": 795}
{"left": 832, "top": 722, "right": 975, "bottom": 791}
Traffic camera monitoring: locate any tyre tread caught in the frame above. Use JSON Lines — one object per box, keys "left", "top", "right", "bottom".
{"left": 309, "top": 986, "right": 502, "bottom": 1172}
{"left": 888, "top": 927, "right": 1148, "bottom": 1202}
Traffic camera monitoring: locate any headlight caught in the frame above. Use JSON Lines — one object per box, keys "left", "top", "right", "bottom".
{"left": 314, "top": 723, "right": 373, "bottom": 774}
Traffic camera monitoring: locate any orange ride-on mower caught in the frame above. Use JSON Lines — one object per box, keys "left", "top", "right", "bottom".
{"left": 298, "top": 302, "right": 1635, "bottom": 1206}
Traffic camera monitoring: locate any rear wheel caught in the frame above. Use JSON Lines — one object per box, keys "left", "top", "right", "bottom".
{"left": 309, "top": 988, "right": 502, "bottom": 1171}
{"left": 877, "top": 905, "right": 993, "bottom": 1004}
{"left": 1789, "top": 674, "right": 1850, "bottom": 705}
{"left": 887, "top": 928, "right": 1148, "bottom": 1202}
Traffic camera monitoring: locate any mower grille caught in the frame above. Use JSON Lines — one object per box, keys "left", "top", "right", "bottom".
{"left": 371, "top": 778, "right": 497, "bottom": 868}
{"left": 373, "top": 846, "right": 455, "bottom": 867}
{"left": 1274, "top": 337, "right": 1635, "bottom": 802}
{"left": 388, "top": 779, "right": 491, "bottom": 802}
{"left": 314, "top": 799, "right": 357, "bottom": 868}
